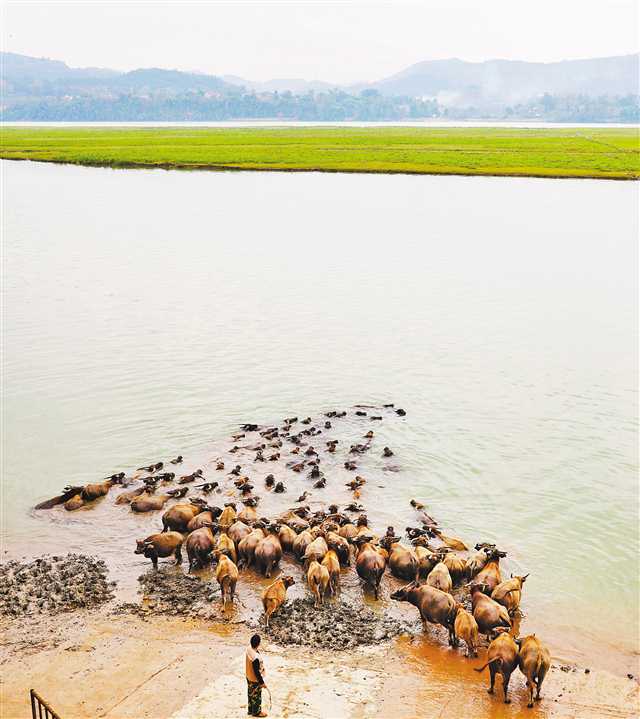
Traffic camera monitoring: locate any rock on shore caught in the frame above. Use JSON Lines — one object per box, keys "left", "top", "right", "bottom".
{"left": 264, "top": 597, "right": 415, "bottom": 650}
{"left": 0, "top": 554, "right": 115, "bottom": 616}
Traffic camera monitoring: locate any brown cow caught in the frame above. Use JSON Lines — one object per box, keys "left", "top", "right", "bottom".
{"left": 474, "top": 549, "right": 507, "bottom": 594}
{"left": 432, "top": 528, "right": 468, "bottom": 551}
{"left": 187, "top": 507, "right": 223, "bottom": 532}
{"left": 427, "top": 558, "right": 453, "bottom": 593}
{"left": 492, "top": 574, "right": 529, "bottom": 615}
{"left": 134, "top": 532, "right": 184, "bottom": 569}
{"left": 354, "top": 537, "right": 386, "bottom": 599}
{"left": 216, "top": 532, "right": 238, "bottom": 565}
{"left": 471, "top": 584, "right": 511, "bottom": 637}
{"left": 307, "top": 560, "right": 331, "bottom": 606}
{"left": 237, "top": 505, "right": 257, "bottom": 525}
{"left": 227, "top": 519, "right": 252, "bottom": 546}
{"left": 63, "top": 478, "right": 123, "bottom": 511}
{"left": 132, "top": 487, "right": 189, "bottom": 513}
{"left": 262, "top": 576, "right": 295, "bottom": 627}
{"left": 442, "top": 552, "right": 467, "bottom": 584}
{"left": 186, "top": 525, "right": 218, "bottom": 570}
{"left": 415, "top": 546, "right": 438, "bottom": 579}
{"left": 278, "top": 524, "right": 297, "bottom": 553}
{"left": 380, "top": 536, "right": 419, "bottom": 581}
{"left": 303, "top": 535, "right": 329, "bottom": 568}
{"left": 321, "top": 549, "right": 341, "bottom": 595}
{"left": 391, "top": 581, "right": 457, "bottom": 646}
{"left": 454, "top": 605, "right": 479, "bottom": 657}
{"left": 237, "top": 527, "right": 266, "bottom": 569}
{"left": 517, "top": 634, "right": 551, "bottom": 708}
{"left": 292, "top": 529, "right": 314, "bottom": 561}
{"left": 475, "top": 631, "right": 519, "bottom": 703}
{"left": 214, "top": 550, "right": 239, "bottom": 608}
{"left": 161, "top": 497, "right": 206, "bottom": 531}
{"left": 325, "top": 531, "right": 351, "bottom": 566}
{"left": 254, "top": 524, "right": 283, "bottom": 577}
{"left": 218, "top": 503, "right": 237, "bottom": 531}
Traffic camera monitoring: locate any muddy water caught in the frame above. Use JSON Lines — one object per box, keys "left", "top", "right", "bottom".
{"left": 2, "top": 160, "right": 638, "bottom": 676}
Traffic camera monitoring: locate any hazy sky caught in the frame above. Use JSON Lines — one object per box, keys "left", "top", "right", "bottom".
{"left": 2, "top": 1, "right": 638, "bottom": 83}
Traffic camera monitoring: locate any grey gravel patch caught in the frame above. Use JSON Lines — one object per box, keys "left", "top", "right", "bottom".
{"left": 263, "top": 597, "right": 415, "bottom": 650}
{"left": 0, "top": 554, "right": 115, "bottom": 616}
{"left": 112, "top": 566, "right": 220, "bottom": 620}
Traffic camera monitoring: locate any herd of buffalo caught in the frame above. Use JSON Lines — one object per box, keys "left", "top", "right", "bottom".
{"left": 35, "top": 407, "right": 551, "bottom": 709}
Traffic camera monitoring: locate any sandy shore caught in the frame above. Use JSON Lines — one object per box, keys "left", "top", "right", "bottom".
{"left": 1, "top": 608, "right": 637, "bottom": 719}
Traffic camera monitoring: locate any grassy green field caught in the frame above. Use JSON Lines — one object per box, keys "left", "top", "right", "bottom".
{"left": 1, "top": 126, "right": 639, "bottom": 179}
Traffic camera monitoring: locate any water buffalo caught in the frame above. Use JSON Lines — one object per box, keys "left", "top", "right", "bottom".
{"left": 162, "top": 498, "right": 207, "bottom": 531}
{"left": 325, "top": 531, "right": 351, "bottom": 566}
{"left": 427, "top": 558, "right": 453, "bottom": 593}
{"left": 292, "top": 529, "right": 314, "bottom": 561}
{"left": 134, "top": 532, "right": 184, "bottom": 569}
{"left": 186, "top": 524, "right": 219, "bottom": 570}
{"left": 307, "top": 560, "right": 330, "bottom": 607}
{"left": 474, "top": 549, "right": 507, "bottom": 594}
{"left": 254, "top": 524, "right": 283, "bottom": 577}
{"left": 132, "top": 487, "right": 189, "bottom": 513}
{"left": 475, "top": 631, "right": 519, "bottom": 703}
{"left": 353, "top": 537, "right": 386, "bottom": 599}
{"left": 454, "top": 605, "right": 479, "bottom": 657}
{"left": 186, "top": 506, "right": 223, "bottom": 532}
{"left": 303, "top": 535, "right": 329, "bottom": 568}
{"left": 391, "top": 581, "right": 457, "bottom": 646}
{"left": 237, "top": 527, "right": 266, "bottom": 569}
{"left": 262, "top": 576, "right": 295, "bottom": 628}
{"left": 470, "top": 584, "right": 511, "bottom": 637}
{"left": 517, "top": 634, "right": 550, "bottom": 708}
{"left": 213, "top": 550, "right": 239, "bottom": 608}
{"left": 380, "top": 536, "right": 419, "bottom": 581}
{"left": 278, "top": 524, "right": 297, "bottom": 553}
{"left": 492, "top": 574, "right": 529, "bottom": 615}
{"left": 321, "top": 549, "right": 341, "bottom": 595}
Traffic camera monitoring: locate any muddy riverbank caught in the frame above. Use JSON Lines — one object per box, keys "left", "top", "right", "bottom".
{"left": 1, "top": 607, "right": 637, "bottom": 719}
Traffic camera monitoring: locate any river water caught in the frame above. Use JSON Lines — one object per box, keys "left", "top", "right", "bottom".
{"left": 2, "top": 160, "right": 638, "bottom": 674}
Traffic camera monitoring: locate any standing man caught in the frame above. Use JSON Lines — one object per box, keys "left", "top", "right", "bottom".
{"left": 245, "top": 633, "right": 267, "bottom": 717}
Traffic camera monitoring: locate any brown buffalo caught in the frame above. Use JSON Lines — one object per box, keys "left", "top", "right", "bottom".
{"left": 185, "top": 525, "right": 218, "bottom": 570}
{"left": 492, "top": 574, "right": 529, "bottom": 615}
{"left": 237, "top": 527, "right": 266, "bottom": 569}
{"left": 161, "top": 498, "right": 206, "bottom": 531}
{"left": 517, "top": 634, "right": 551, "bottom": 708}
{"left": 186, "top": 506, "right": 223, "bottom": 532}
{"left": 321, "top": 549, "right": 341, "bottom": 595}
{"left": 214, "top": 550, "right": 239, "bottom": 608}
{"left": 354, "top": 537, "right": 386, "bottom": 599}
{"left": 307, "top": 560, "right": 331, "bottom": 606}
{"left": 262, "top": 576, "right": 295, "bottom": 627}
{"left": 254, "top": 525, "right": 283, "bottom": 577}
{"left": 391, "top": 581, "right": 457, "bottom": 645}
{"left": 471, "top": 584, "right": 511, "bottom": 637}
{"left": 380, "top": 536, "right": 419, "bottom": 581}
{"left": 427, "top": 558, "right": 453, "bottom": 593}
{"left": 454, "top": 605, "right": 479, "bottom": 657}
{"left": 134, "top": 532, "right": 184, "bottom": 569}
{"left": 474, "top": 549, "right": 507, "bottom": 594}
{"left": 131, "top": 487, "right": 189, "bottom": 513}
{"left": 475, "top": 631, "right": 519, "bottom": 703}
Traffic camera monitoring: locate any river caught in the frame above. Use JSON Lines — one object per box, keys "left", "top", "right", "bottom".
{"left": 1, "top": 159, "right": 638, "bottom": 675}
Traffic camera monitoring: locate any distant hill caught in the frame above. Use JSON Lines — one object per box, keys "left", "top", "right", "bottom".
{"left": 358, "top": 55, "right": 639, "bottom": 105}
{"left": 1, "top": 51, "right": 638, "bottom": 122}
{"left": 1, "top": 52, "right": 239, "bottom": 97}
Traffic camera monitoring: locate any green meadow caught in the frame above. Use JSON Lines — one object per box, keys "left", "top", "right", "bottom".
{"left": 1, "top": 126, "right": 638, "bottom": 179}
